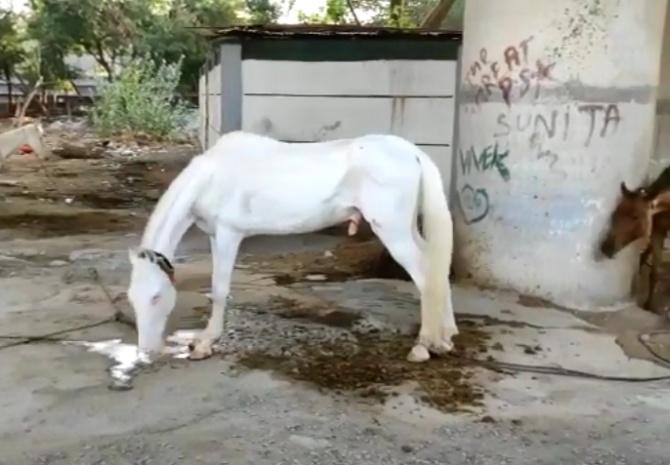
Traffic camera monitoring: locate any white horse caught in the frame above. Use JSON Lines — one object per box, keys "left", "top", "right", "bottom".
{"left": 127, "top": 131, "right": 457, "bottom": 363}
{"left": 0, "top": 123, "right": 51, "bottom": 166}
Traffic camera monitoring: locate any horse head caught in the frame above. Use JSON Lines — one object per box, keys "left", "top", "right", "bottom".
{"left": 127, "top": 247, "right": 177, "bottom": 357}
{"left": 600, "top": 182, "right": 653, "bottom": 258}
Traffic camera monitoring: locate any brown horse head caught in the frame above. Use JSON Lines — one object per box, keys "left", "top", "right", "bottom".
{"left": 600, "top": 182, "right": 652, "bottom": 258}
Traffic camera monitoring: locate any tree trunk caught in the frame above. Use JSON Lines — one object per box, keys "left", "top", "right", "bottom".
{"left": 420, "top": 0, "right": 457, "bottom": 28}
{"left": 2, "top": 66, "right": 12, "bottom": 115}
{"left": 90, "top": 41, "right": 114, "bottom": 82}
{"left": 345, "top": 0, "right": 361, "bottom": 25}
{"left": 15, "top": 77, "right": 43, "bottom": 127}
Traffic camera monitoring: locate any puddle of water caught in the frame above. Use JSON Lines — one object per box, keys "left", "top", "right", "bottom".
{"left": 64, "top": 336, "right": 191, "bottom": 391}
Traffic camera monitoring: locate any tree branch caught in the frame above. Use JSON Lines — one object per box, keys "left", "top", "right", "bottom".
{"left": 345, "top": 0, "right": 361, "bottom": 25}
{"left": 15, "top": 76, "right": 43, "bottom": 127}
{"left": 420, "top": 0, "right": 457, "bottom": 29}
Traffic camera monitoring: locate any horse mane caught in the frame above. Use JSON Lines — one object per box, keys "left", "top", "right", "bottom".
{"left": 645, "top": 165, "right": 670, "bottom": 198}
{"left": 140, "top": 155, "right": 211, "bottom": 258}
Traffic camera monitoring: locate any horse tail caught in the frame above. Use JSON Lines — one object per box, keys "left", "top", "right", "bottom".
{"left": 415, "top": 150, "right": 456, "bottom": 337}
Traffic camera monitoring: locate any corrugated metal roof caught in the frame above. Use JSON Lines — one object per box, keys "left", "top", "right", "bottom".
{"left": 191, "top": 24, "right": 462, "bottom": 41}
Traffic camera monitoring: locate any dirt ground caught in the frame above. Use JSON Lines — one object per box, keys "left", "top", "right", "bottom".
{"left": 2, "top": 119, "right": 670, "bottom": 465}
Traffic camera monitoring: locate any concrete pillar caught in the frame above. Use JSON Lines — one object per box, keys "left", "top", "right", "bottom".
{"left": 454, "top": 0, "right": 668, "bottom": 309}
{"left": 651, "top": 5, "right": 670, "bottom": 177}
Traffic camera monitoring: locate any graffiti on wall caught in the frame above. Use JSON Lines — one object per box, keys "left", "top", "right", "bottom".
{"left": 465, "top": 36, "right": 556, "bottom": 106}
{"left": 459, "top": 143, "right": 511, "bottom": 182}
{"left": 458, "top": 184, "right": 490, "bottom": 225}
{"left": 460, "top": 31, "right": 625, "bottom": 226}
{"left": 493, "top": 103, "right": 622, "bottom": 148}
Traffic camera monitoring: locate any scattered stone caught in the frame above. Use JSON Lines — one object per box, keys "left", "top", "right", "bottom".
{"left": 289, "top": 435, "right": 331, "bottom": 450}
{"left": 49, "top": 259, "right": 68, "bottom": 267}
{"left": 401, "top": 445, "right": 414, "bottom": 453}
{"left": 69, "top": 248, "right": 114, "bottom": 262}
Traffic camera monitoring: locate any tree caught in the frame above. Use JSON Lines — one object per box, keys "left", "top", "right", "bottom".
{"left": 135, "top": 0, "right": 242, "bottom": 92}
{"left": 245, "top": 0, "right": 283, "bottom": 24}
{"left": 28, "top": 0, "right": 142, "bottom": 82}
{"left": 303, "top": 0, "right": 461, "bottom": 29}
{"left": 419, "top": 0, "right": 458, "bottom": 28}
{"left": 0, "top": 10, "right": 26, "bottom": 108}
{"left": 298, "top": 0, "right": 350, "bottom": 24}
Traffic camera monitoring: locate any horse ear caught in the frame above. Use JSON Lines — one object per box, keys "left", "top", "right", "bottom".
{"left": 621, "top": 182, "right": 633, "bottom": 198}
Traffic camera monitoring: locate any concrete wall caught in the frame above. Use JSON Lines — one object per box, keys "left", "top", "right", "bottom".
{"left": 454, "top": 0, "right": 668, "bottom": 309}
{"left": 241, "top": 59, "right": 457, "bottom": 192}
{"left": 651, "top": 5, "right": 670, "bottom": 178}
{"left": 198, "top": 42, "right": 460, "bottom": 196}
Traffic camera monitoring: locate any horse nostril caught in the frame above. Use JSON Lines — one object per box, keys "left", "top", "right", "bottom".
{"left": 188, "top": 342, "right": 196, "bottom": 351}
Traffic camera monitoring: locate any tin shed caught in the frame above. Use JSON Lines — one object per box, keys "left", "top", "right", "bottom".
{"left": 197, "top": 25, "right": 462, "bottom": 195}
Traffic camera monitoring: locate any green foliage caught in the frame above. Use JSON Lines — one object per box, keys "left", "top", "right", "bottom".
{"left": 351, "top": 0, "right": 437, "bottom": 27}
{"left": 0, "top": 10, "right": 25, "bottom": 79}
{"left": 245, "top": 0, "right": 283, "bottom": 24}
{"left": 28, "top": 0, "right": 142, "bottom": 81}
{"left": 92, "top": 56, "right": 189, "bottom": 140}
{"left": 298, "top": 0, "right": 349, "bottom": 24}
{"left": 134, "top": 0, "right": 243, "bottom": 93}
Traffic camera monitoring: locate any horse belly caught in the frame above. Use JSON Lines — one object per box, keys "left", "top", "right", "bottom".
{"left": 216, "top": 177, "right": 354, "bottom": 235}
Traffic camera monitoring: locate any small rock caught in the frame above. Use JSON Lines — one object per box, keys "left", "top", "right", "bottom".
{"left": 401, "top": 445, "right": 414, "bottom": 453}
{"left": 289, "top": 435, "right": 330, "bottom": 450}
{"left": 69, "top": 248, "right": 111, "bottom": 262}
{"left": 49, "top": 260, "right": 68, "bottom": 267}
{"left": 108, "top": 379, "right": 133, "bottom": 391}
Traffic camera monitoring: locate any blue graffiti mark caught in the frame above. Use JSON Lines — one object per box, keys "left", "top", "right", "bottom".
{"left": 458, "top": 184, "right": 490, "bottom": 224}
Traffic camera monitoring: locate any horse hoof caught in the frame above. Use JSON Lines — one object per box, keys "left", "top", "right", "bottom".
{"left": 418, "top": 334, "right": 454, "bottom": 356}
{"left": 407, "top": 344, "right": 431, "bottom": 363}
{"left": 188, "top": 341, "right": 213, "bottom": 360}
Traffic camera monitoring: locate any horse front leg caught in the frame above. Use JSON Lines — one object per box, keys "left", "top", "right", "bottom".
{"left": 189, "top": 229, "right": 243, "bottom": 360}
{"left": 643, "top": 230, "right": 664, "bottom": 312}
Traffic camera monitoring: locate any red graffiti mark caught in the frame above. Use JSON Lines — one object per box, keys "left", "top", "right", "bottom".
{"left": 491, "top": 61, "right": 500, "bottom": 80}
{"left": 481, "top": 74, "right": 496, "bottom": 96}
{"left": 519, "top": 68, "right": 532, "bottom": 97}
{"left": 498, "top": 77, "right": 514, "bottom": 106}
{"left": 504, "top": 46, "right": 521, "bottom": 71}
{"left": 467, "top": 34, "right": 550, "bottom": 106}
{"left": 535, "top": 60, "right": 555, "bottom": 80}
{"left": 519, "top": 35, "right": 534, "bottom": 63}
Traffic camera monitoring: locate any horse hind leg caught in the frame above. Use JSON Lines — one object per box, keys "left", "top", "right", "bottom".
{"left": 358, "top": 194, "right": 452, "bottom": 362}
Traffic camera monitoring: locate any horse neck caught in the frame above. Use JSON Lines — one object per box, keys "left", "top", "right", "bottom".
{"left": 140, "top": 160, "right": 202, "bottom": 260}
